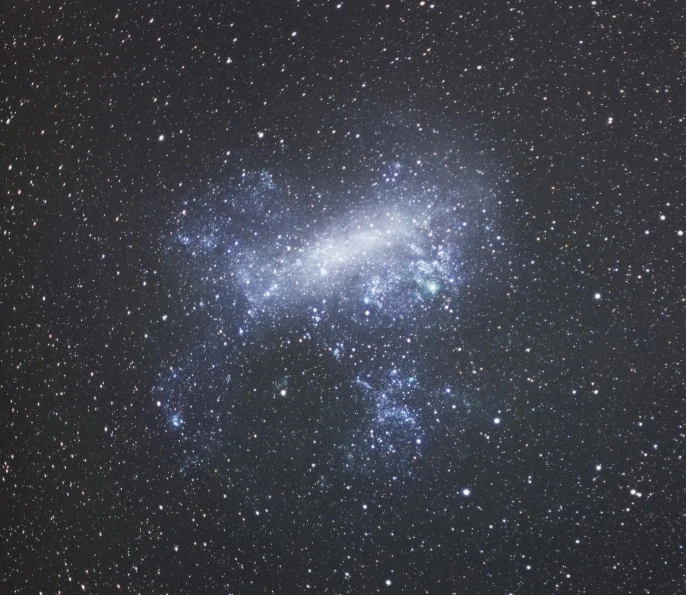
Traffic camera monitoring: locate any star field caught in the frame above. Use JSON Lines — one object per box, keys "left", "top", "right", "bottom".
{"left": 2, "top": 1, "right": 685, "bottom": 594}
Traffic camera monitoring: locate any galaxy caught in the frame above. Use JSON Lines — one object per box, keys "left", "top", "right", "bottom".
{"left": 2, "top": 2, "right": 685, "bottom": 594}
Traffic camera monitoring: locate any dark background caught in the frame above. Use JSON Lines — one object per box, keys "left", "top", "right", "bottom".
{"left": 2, "top": 1, "right": 685, "bottom": 593}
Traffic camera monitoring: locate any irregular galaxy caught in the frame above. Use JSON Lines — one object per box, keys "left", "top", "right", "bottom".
{"left": 160, "top": 177, "right": 497, "bottom": 481}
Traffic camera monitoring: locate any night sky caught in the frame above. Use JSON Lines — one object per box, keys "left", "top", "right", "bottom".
{"left": 2, "top": 1, "right": 685, "bottom": 593}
